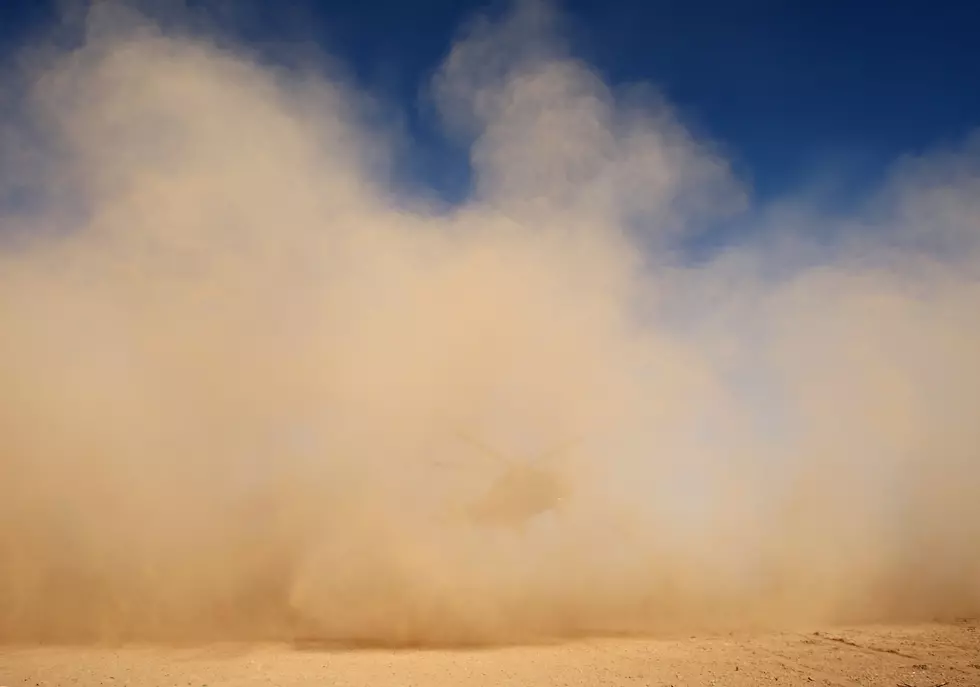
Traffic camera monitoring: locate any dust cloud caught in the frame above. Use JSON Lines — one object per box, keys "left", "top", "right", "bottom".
{"left": 1, "top": 0, "right": 978, "bottom": 645}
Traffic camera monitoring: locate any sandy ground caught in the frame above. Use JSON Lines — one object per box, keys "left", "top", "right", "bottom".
{"left": 1, "top": 620, "right": 977, "bottom": 687}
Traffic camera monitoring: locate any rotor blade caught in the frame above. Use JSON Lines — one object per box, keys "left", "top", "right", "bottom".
{"left": 449, "top": 429, "right": 514, "bottom": 467}
{"left": 530, "top": 437, "right": 580, "bottom": 466}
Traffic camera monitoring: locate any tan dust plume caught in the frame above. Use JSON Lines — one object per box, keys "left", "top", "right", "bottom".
{"left": 0, "top": 0, "right": 978, "bottom": 645}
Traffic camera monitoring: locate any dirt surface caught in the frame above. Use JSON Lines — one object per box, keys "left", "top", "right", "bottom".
{"left": 2, "top": 621, "right": 978, "bottom": 687}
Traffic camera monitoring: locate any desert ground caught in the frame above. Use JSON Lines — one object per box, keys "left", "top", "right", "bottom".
{"left": 2, "top": 620, "right": 978, "bottom": 687}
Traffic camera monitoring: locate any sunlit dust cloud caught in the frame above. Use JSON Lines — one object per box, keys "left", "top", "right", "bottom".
{"left": 1, "top": 0, "right": 979, "bottom": 645}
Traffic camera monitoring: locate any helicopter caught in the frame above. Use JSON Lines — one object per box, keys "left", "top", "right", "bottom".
{"left": 433, "top": 430, "right": 578, "bottom": 532}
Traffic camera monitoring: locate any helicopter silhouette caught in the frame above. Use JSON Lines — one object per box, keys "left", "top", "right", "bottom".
{"left": 434, "top": 430, "right": 578, "bottom": 531}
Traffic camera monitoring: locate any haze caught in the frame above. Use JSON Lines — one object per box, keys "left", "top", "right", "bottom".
{"left": 1, "top": 0, "right": 978, "bottom": 645}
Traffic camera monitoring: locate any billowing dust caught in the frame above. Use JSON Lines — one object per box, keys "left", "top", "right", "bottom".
{"left": 1, "top": 0, "right": 979, "bottom": 646}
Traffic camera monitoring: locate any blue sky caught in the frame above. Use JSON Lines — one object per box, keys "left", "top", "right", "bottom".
{"left": 2, "top": 0, "right": 978, "bottom": 210}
